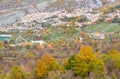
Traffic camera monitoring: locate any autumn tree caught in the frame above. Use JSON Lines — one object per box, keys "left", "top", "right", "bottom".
{"left": 6, "top": 66, "right": 25, "bottom": 79}
{"left": 103, "top": 49, "right": 120, "bottom": 76}
{"left": 0, "top": 74, "right": 4, "bottom": 79}
{"left": 0, "top": 41, "right": 5, "bottom": 48}
{"left": 23, "top": 52, "right": 36, "bottom": 59}
{"left": 64, "top": 46, "right": 104, "bottom": 78}
{"left": 34, "top": 53, "right": 60, "bottom": 78}
{"left": 100, "top": 4, "right": 116, "bottom": 14}
{"left": 26, "top": 29, "right": 33, "bottom": 36}
{"left": 101, "top": 0, "right": 107, "bottom": 4}
{"left": 34, "top": 60, "right": 48, "bottom": 78}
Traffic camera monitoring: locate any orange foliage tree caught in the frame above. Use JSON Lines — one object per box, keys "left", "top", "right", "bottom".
{"left": 34, "top": 53, "right": 60, "bottom": 78}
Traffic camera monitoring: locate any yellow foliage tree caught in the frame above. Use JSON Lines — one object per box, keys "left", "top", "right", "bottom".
{"left": 6, "top": 66, "right": 25, "bottom": 79}
{"left": 34, "top": 53, "right": 60, "bottom": 78}
{"left": 103, "top": 49, "right": 120, "bottom": 71}
{"left": 65, "top": 46, "right": 104, "bottom": 78}
{"left": 100, "top": 4, "right": 116, "bottom": 14}
{"left": 35, "top": 60, "right": 48, "bottom": 78}
{"left": 41, "top": 53, "right": 60, "bottom": 70}
{"left": 0, "top": 41, "right": 5, "bottom": 48}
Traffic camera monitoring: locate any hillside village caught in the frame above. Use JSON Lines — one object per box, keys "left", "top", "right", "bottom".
{"left": 1, "top": 4, "right": 119, "bottom": 42}
{"left": 0, "top": 5, "right": 119, "bottom": 43}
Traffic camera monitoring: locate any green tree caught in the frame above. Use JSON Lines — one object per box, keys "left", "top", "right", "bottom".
{"left": 6, "top": 66, "right": 25, "bottom": 79}
{"left": 112, "top": 17, "right": 120, "bottom": 23}
{"left": 25, "top": 44, "right": 31, "bottom": 49}
{"left": 23, "top": 52, "right": 36, "bottom": 59}
{"left": 77, "top": 16, "right": 88, "bottom": 22}
{"left": 115, "top": 5, "right": 120, "bottom": 10}
{"left": 103, "top": 49, "right": 120, "bottom": 70}
{"left": 102, "top": 49, "right": 120, "bottom": 78}
{"left": 0, "top": 74, "right": 4, "bottom": 79}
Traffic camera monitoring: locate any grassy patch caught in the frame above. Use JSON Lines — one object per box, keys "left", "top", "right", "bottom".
{"left": 108, "top": 33, "right": 120, "bottom": 39}
{"left": 83, "top": 22, "right": 120, "bottom": 33}
{"left": 41, "top": 26, "right": 80, "bottom": 42}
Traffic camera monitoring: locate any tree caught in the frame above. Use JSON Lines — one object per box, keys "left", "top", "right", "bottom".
{"left": 112, "top": 17, "right": 120, "bottom": 23}
{"left": 100, "top": 6, "right": 110, "bottom": 14}
{"left": 103, "top": 49, "right": 120, "bottom": 71}
{"left": 23, "top": 52, "right": 36, "bottom": 59}
{"left": 100, "top": 4, "right": 116, "bottom": 14}
{"left": 102, "top": 49, "right": 120, "bottom": 78}
{"left": 6, "top": 66, "right": 25, "bottom": 79}
{"left": 0, "top": 74, "right": 4, "bottom": 79}
{"left": 64, "top": 46, "right": 104, "bottom": 78}
{"left": 115, "top": 5, "right": 120, "bottom": 10}
{"left": 34, "top": 53, "right": 60, "bottom": 78}
{"left": 77, "top": 16, "right": 88, "bottom": 22}
{"left": 25, "top": 44, "right": 31, "bottom": 49}
{"left": 101, "top": 0, "right": 107, "bottom": 4}
{"left": 0, "top": 41, "right": 5, "bottom": 48}
{"left": 34, "top": 60, "right": 48, "bottom": 78}
{"left": 41, "top": 53, "right": 60, "bottom": 71}
{"left": 98, "top": 15, "right": 105, "bottom": 22}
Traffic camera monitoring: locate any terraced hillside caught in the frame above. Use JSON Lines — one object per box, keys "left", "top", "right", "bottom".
{"left": 0, "top": 0, "right": 118, "bottom": 26}
{"left": 0, "top": 0, "right": 54, "bottom": 25}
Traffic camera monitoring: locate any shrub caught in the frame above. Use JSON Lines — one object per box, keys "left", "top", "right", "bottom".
{"left": 100, "top": 4, "right": 116, "bottom": 14}
{"left": 112, "top": 17, "right": 120, "bottom": 23}
{"left": 77, "top": 15, "right": 88, "bottom": 22}
{"left": 25, "top": 44, "right": 31, "bottom": 49}
{"left": 115, "top": 5, "right": 120, "bottom": 10}
{"left": 98, "top": 15, "right": 105, "bottom": 22}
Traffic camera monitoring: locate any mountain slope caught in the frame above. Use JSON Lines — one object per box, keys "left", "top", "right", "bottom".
{"left": 0, "top": 0, "right": 118, "bottom": 26}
